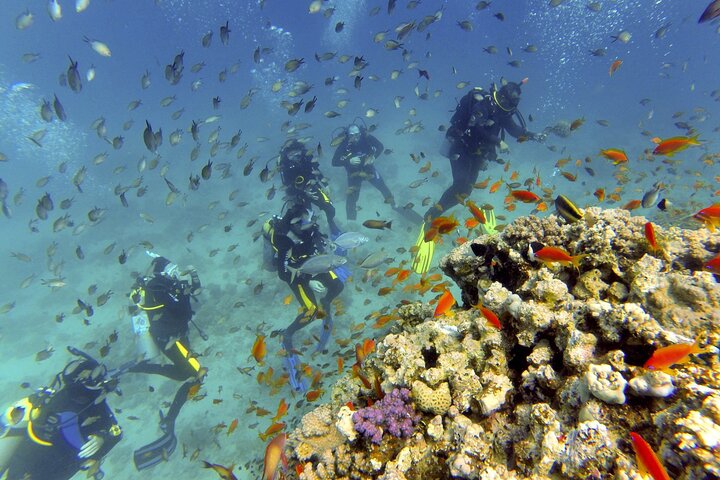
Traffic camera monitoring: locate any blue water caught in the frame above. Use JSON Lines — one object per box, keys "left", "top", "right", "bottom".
{"left": 0, "top": 1, "right": 718, "bottom": 478}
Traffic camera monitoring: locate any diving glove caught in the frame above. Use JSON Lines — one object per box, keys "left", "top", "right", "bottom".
{"left": 480, "top": 207, "right": 498, "bottom": 235}
{"left": 411, "top": 222, "right": 435, "bottom": 275}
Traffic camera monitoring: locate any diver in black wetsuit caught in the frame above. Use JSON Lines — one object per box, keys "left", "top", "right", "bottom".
{"left": 262, "top": 201, "right": 345, "bottom": 391}
{"left": 0, "top": 349, "right": 123, "bottom": 480}
{"left": 332, "top": 124, "right": 395, "bottom": 220}
{"left": 425, "top": 80, "right": 545, "bottom": 221}
{"left": 279, "top": 139, "right": 341, "bottom": 235}
{"left": 127, "top": 254, "right": 205, "bottom": 470}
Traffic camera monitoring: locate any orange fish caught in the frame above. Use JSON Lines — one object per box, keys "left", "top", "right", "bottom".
{"left": 305, "top": 389, "right": 323, "bottom": 402}
{"left": 629, "top": 432, "right": 671, "bottom": 480}
{"left": 705, "top": 253, "right": 720, "bottom": 273}
{"left": 475, "top": 177, "right": 491, "bottom": 189}
{"left": 465, "top": 218, "right": 480, "bottom": 229}
{"left": 259, "top": 422, "right": 286, "bottom": 442}
{"left": 508, "top": 189, "right": 540, "bottom": 203}
{"left": 489, "top": 179, "right": 503, "bottom": 193}
{"left": 252, "top": 335, "right": 267, "bottom": 365}
{"left": 455, "top": 237, "right": 468, "bottom": 245}
{"left": 282, "top": 294, "right": 293, "bottom": 305}
{"left": 693, "top": 205, "right": 720, "bottom": 232}
{"left": 262, "top": 433, "right": 288, "bottom": 480}
{"left": 652, "top": 135, "right": 700, "bottom": 157}
{"left": 378, "top": 286, "right": 394, "bottom": 296}
{"left": 424, "top": 227, "right": 439, "bottom": 242}
{"left": 622, "top": 199, "right": 642, "bottom": 211}
{"left": 643, "top": 341, "right": 709, "bottom": 372}
{"left": 531, "top": 246, "right": 584, "bottom": 268}
{"left": 509, "top": 170, "right": 519, "bottom": 180}
{"left": 608, "top": 59, "right": 622, "bottom": 76}
{"left": 433, "top": 290, "right": 456, "bottom": 317}
{"left": 644, "top": 222, "right": 661, "bottom": 252}
{"left": 337, "top": 356, "right": 344, "bottom": 374}
{"left": 560, "top": 171, "right": 577, "bottom": 182}
{"left": 569, "top": 117, "right": 585, "bottom": 130}
{"left": 475, "top": 304, "right": 501, "bottom": 329}
{"left": 362, "top": 338, "right": 376, "bottom": 357}
{"left": 466, "top": 200, "right": 487, "bottom": 224}
{"left": 600, "top": 148, "right": 628, "bottom": 165}
{"left": 594, "top": 188, "right": 605, "bottom": 202}
{"left": 187, "top": 383, "right": 201, "bottom": 400}
{"left": 535, "top": 202, "right": 548, "bottom": 212}
{"left": 384, "top": 267, "right": 400, "bottom": 277}
{"left": 203, "top": 461, "right": 237, "bottom": 480}
{"left": 352, "top": 364, "right": 372, "bottom": 388}
{"left": 271, "top": 399, "right": 288, "bottom": 423}
{"left": 392, "top": 269, "right": 411, "bottom": 285}
{"left": 227, "top": 418, "right": 238, "bottom": 436}
{"left": 431, "top": 215, "right": 459, "bottom": 234}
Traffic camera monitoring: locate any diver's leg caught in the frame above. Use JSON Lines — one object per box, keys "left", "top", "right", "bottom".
{"left": 311, "top": 193, "right": 340, "bottom": 236}
{"left": 345, "top": 174, "right": 361, "bottom": 221}
{"left": 368, "top": 169, "right": 395, "bottom": 206}
{"left": 424, "top": 151, "right": 477, "bottom": 221}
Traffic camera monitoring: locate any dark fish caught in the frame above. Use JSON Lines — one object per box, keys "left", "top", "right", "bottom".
{"left": 354, "top": 75, "right": 363, "bottom": 89}
{"left": 253, "top": 46, "right": 261, "bottom": 63}
{"left": 699, "top": 0, "right": 720, "bottom": 23}
{"left": 143, "top": 121, "right": 156, "bottom": 152}
{"left": 67, "top": 56, "right": 82, "bottom": 93}
{"left": 119, "top": 191, "right": 128, "bottom": 207}
{"left": 40, "top": 99, "right": 54, "bottom": 122}
{"left": 53, "top": 95, "right": 67, "bottom": 122}
{"left": 388, "top": 0, "right": 396, "bottom": 14}
{"left": 191, "top": 121, "right": 200, "bottom": 142}
{"left": 362, "top": 220, "right": 392, "bottom": 230}
{"left": 335, "top": 22, "right": 344, "bottom": 32}
{"left": 201, "top": 160, "right": 212, "bottom": 180}
{"left": 189, "top": 175, "right": 200, "bottom": 191}
{"left": 201, "top": 31, "right": 213, "bottom": 47}
{"left": 220, "top": 21, "right": 230, "bottom": 45}
{"left": 164, "top": 177, "right": 180, "bottom": 194}
{"left": 243, "top": 158, "right": 255, "bottom": 176}
{"left": 212, "top": 96, "right": 221, "bottom": 109}
{"left": 304, "top": 96, "right": 317, "bottom": 113}
{"left": 76, "top": 245, "right": 85, "bottom": 260}
{"left": 555, "top": 195, "right": 583, "bottom": 223}
{"left": 657, "top": 198, "right": 671, "bottom": 211}
{"left": 418, "top": 69, "right": 430, "bottom": 80}
{"left": 118, "top": 250, "right": 127, "bottom": 264}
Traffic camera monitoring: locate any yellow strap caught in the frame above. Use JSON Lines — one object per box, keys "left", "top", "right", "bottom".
{"left": 297, "top": 285, "right": 317, "bottom": 313}
{"left": 329, "top": 271, "right": 337, "bottom": 280}
{"left": 138, "top": 303, "right": 164, "bottom": 311}
{"left": 174, "top": 341, "right": 201, "bottom": 372}
{"left": 319, "top": 189, "right": 330, "bottom": 202}
{"left": 27, "top": 420, "right": 53, "bottom": 447}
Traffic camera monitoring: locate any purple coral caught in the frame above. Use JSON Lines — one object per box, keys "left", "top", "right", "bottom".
{"left": 352, "top": 387, "right": 420, "bottom": 444}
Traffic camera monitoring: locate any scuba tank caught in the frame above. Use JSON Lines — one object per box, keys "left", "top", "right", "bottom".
{"left": 131, "top": 309, "right": 161, "bottom": 360}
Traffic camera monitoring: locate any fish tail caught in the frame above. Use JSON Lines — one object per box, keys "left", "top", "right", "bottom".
{"left": 690, "top": 134, "right": 701, "bottom": 145}
{"left": 572, "top": 254, "right": 586, "bottom": 269}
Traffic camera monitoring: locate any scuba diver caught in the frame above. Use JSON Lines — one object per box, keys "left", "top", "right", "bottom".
{"left": 412, "top": 79, "right": 546, "bottom": 274}
{"left": 279, "top": 139, "right": 341, "bottom": 236}
{"left": 127, "top": 253, "right": 206, "bottom": 470}
{"left": 0, "top": 347, "right": 126, "bottom": 480}
{"left": 331, "top": 123, "right": 395, "bottom": 220}
{"left": 262, "top": 200, "right": 347, "bottom": 391}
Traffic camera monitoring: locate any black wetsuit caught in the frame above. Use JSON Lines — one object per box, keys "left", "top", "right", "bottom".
{"left": 2, "top": 384, "right": 121, "bottom": 480}
{"left": 425, "top": 88, "right": 530, "bottom": 221}
{"left": 128, "top": 271, "right": 203, "bottom": 430}
{"left": 280, "top": 145, "right": 340, "bottom": 235}
{"left": 332, "top": 133, "right": 393, "bottom": 220}
{"left": 265, "top": 212, "right": 343, "bottom": 350}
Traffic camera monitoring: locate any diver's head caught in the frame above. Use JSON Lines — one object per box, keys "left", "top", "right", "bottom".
{"left": 493, "top": 81, "right": 522, "bottom": 112}
{"left": 283, "top": 201, "right": 318, "bottom": 238}
{"left": 347, "top": 124, "right": 362, "bottom": 145}
{"left": 56, "top": 356, "right": 109, "bottom": 404}
{"left": 281, "top": 140, "right": 306, "bottom": 164}
{"left": 151, "top": 256, "right": 179, "bottom": 279}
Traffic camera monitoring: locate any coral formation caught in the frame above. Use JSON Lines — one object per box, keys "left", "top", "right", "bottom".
{"left": 352, "top": 388, "right": 420, "bottom": 444}
{"left": 288, "top": 208, "right": 720, "bottom": 479}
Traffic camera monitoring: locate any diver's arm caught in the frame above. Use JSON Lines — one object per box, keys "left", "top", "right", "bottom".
{"left": 501, "top": 113, "right": 528, "bottom": 139}
{"left": 331, "top": 143, "right": 349, "bottom": 167}
{"left": 274, "top": 235, "right": 295, "bottom": 283}
{"left": 447, "top": 93, "right": 473, "bottom": 140}
{"left": 188, "top": 268, "right": 201, "bottom": 293}
{"left": 367, "top": 135, "right": 384, "bottom": 158}
{"left": 84, "top": 403, "right": 122, "bottom": 459}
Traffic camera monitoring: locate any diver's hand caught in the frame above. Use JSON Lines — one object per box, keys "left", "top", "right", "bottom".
{"left": 349, "top": 156, "right": 362, "bottom": 166}
{"left": 498, "top": 140, "right": 510, "bottom": 153}
{"left": 309, "top": 280, "right": 327, "bottom": 294}
{"left": 79, "top": 434, "right": 104, "bottom": 458}
{"left": 480, "top": 207, "right": 498, "bottom": 235}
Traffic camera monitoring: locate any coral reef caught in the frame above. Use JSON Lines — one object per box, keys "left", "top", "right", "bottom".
{"left": 289, "top": 208, "right": 720, "bottom": 479}
{"left": 352, "top": 388, "right": 420, "bottom": 444}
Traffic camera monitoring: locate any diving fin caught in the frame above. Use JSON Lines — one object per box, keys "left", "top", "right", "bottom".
{"left": 411, "top": 222, "right": 435, "bottom": 275}
{"left": 132, "top": 411, "right": 177, "bottom": 471}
